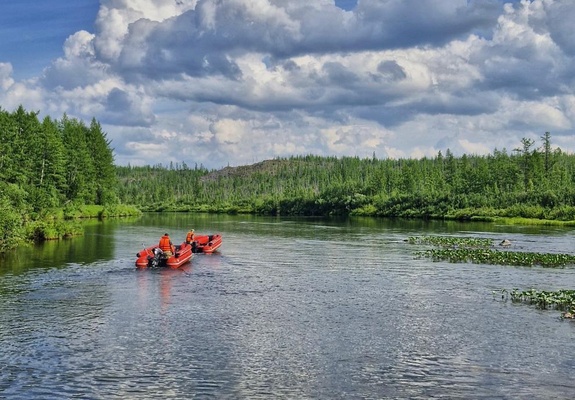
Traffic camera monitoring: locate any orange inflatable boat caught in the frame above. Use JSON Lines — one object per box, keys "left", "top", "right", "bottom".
{"left": 191, "top": 234, "right": 222, "bottom": 254}
{"left": 135, "top": 242, "right": 193, "bottom": 269}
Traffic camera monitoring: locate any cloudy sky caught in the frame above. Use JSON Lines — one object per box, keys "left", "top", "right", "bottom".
{"left": 1, "top": 0, "right": 574, "bottom": 170}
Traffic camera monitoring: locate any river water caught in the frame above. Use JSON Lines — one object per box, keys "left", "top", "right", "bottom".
{"left": 1, "top": 214, "right": 574, "bottom": 399}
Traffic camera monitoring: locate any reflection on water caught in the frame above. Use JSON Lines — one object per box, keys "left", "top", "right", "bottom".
{"left": 1, "top": 214, "right": 575, "bottom": 399}
{"left": 0, "top": 220, "right": 120, "bottom": 277}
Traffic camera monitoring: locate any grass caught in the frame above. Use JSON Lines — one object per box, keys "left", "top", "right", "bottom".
{"left": 63, "top": 204, "right": 141, "bottom": 219}
{"left": 489, "top": 216, "right": 575, "bottom": 227}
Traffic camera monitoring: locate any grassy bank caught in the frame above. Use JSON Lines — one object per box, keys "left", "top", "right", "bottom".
{"left": 136, "top": 201, "right": 575, "bottom": 228}
{"left": 1, "top": 204, "right": 141, "bottom": 252}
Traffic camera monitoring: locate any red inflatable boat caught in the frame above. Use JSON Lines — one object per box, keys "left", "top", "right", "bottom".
{"left": 192, "top": 234, "right": 222, "bottom": 254}
{"left": 135, "top": 242, "right": 193, "bottom": 269}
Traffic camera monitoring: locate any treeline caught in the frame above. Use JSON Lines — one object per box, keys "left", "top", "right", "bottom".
{"left": 117, "top": 132, "right": 575, "bottom": 222}
{"left": 0, "top": 106, "right": 136, "bottom": 251}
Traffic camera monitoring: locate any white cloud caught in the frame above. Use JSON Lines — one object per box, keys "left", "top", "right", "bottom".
{"left": 94, "top": 0, "right": 197, "bottom": 62}
{"left": 510, "top": 100, "right": 572, "bottom": 130}
{"left": 2, "top": 0, "right": 575, "bottom": 170}
{"left": 0, "top": 63, "right": 14, "bottom": 91}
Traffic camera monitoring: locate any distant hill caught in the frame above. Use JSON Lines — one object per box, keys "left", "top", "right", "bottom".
{"left": 200, "top": 159, "right": 285, "bottom": 182}
{"left": 115, "top": 140, "right": 575, "bottom": 223}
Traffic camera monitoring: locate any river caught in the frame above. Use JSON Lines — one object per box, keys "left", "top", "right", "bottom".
{"left": 1, "top": 213, "right": 574, "bottom": 399}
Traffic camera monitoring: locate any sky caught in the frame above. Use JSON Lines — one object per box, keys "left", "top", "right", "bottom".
{"left": 1, "top": 0, "right": 575, "bottom": 170}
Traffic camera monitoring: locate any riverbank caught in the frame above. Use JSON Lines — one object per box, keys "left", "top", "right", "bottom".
{"left": 0, "top": 204, "right": 141, "bottom": 252}
{"left": 136, "top": 203, "right": 575, "bottom": 228}
{"left": 32, "top": 204, "right": 142, "bottom": 240}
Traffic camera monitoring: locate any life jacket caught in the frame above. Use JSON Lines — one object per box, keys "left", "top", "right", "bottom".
{"left": 186, "top": 231, "right": 194, "bottom": 243}
{"left": 159, "top": 235, "right": 172, "bottom": 252}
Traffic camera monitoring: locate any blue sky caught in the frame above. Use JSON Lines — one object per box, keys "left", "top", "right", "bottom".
{"left": 1, "top": 0, "right": 574, "bottom": 170}
{"left": 0, "top": 1, "right": 99, "bottom": 79}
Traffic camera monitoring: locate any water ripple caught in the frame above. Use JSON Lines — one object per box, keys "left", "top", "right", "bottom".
{"left": 1, "top": 219, "right": 575, "bottom": 399}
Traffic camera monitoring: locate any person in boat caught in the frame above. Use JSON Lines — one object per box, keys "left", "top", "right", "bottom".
{"left": 186, "top": 229, "right": 199, "bottom": 252}
{"left": 186, "top": 229, "right": 195, "bottom": 244}
{"left": 159, "top": 233, "right": 175, "bottom": 257}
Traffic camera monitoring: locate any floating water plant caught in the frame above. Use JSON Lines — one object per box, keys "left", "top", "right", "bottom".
{"left": 408, "top": 236, "right": 493, "bottom": 248}
{"left": 417, "top": 248, "right": 575, "bottom": 268}
{"left": 497, "top": 288, "right": 575, "bottom": 317}
{"left": 409, "top": 235, "right": 575, "bottom": 268}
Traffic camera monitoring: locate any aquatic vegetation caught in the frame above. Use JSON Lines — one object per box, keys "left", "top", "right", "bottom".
{"left": 408, "top": 236, "right": 493, "bottom": 248}
{"left": 410, "top": 235, "right": 575, "bottom": 268}
{"left": 418, "top": 247, "right": 575, "bottom": 268}
{"left": 412, "top": 236, "right": 575, "bottom": 318}
{"left": 497, "top": 288, "right": 575, "bottom": 316}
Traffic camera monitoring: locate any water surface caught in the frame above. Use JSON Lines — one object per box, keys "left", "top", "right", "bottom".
{"left": 1, "top": 214, "right": 574, "bottom": 399}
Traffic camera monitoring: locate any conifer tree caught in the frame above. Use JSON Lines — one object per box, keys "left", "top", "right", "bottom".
{"left": 61, "top": 115, "right": 97, "bottom": 203}
{"left": 87, "top": 118, "right": 118, "bottom": 204}
{"left": 27, "top": 116, "right": 67, "bottom": 210}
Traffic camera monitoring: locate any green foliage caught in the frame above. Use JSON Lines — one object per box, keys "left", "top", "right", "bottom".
{"left": 26, "top": 219, "right": 83, "bottom": 241}
{"left": 61, "top": 115, "right": 97, "bottom": 203}
{"left": 1, "top": 106, "right": 118, "bottom": 209}
{"left": 418, "top": 247, "right": 575, "bottom": 268}
{"left": 412, "top": 235, "right": 575, "bottom": 268}
{"left": 0, "top": 196, "right": 24, "bottom": 251}
{"left": 5, "top": 103, "right": 575, "bottom": 249}
{"left": 499, "top": 288, "right": 575, "bottom": 314}
{"left": 408, "top": 236, "right": 493, "bottom": 248}
{"left": 115, "top": 134, "right": 575, "bottom": 221}
{"left": 87, "top": 118, "right": 119, "bottom": 204}
{"left": 98, "top": 204, "right": 142, "bottom": 218}
{"left": 0, "top": 105, "right": 125, "bottom": 252}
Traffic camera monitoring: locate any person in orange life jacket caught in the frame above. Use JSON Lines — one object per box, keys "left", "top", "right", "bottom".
{"left": 159, "top": 233, "right": 175, "bottom": 256}
{"left": 186, "top": 229, "right": 195, "bottom": 244}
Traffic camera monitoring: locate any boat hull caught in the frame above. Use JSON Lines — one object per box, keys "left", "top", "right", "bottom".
{"left": 192, "top": 234, "right": 222, "bottom": 254}
{"left": 135, "top": 242, "right": 193, "bottom": 269}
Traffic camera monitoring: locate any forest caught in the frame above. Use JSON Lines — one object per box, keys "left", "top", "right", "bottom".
{"left": 0, "top": 106, "right": 138, "bottom": 251}
{"left": 3, "top": 103, "right": 575, "bottom": 253}
{"left": 116, "top": 132, "right": 575, "bottom": 223}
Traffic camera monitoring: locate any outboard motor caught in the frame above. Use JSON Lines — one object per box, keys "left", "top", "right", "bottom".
{"left": 149, "top": 247, "right": 164, "bottom": 268}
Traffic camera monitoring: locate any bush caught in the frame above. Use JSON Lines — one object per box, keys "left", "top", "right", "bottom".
{"left": 0, "top": 201, "right": 24, "bottom": 251}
